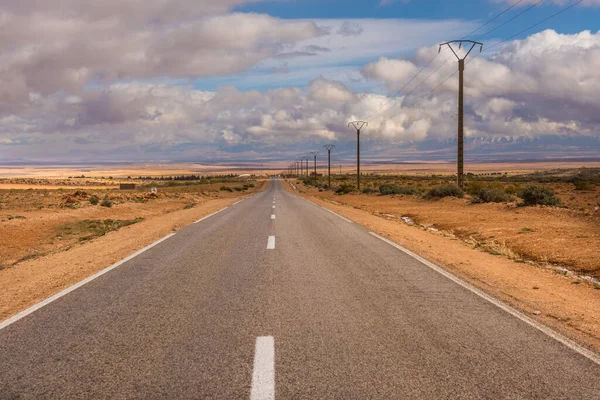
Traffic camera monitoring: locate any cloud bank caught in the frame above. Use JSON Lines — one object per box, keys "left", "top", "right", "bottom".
{"left": 0, "top": 0, "right": 598, "bottom": 162}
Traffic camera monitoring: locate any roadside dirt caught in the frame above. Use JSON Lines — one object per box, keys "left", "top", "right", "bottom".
{"left": 0, "top": 181, "right": 266, "bottom": 321}
{"left": 286, "top": 180, "right": 600, "bottom": 353}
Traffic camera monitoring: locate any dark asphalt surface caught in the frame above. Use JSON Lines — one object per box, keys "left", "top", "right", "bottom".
{"left": 1, "top": 179, "right": 599, "bottom": 399}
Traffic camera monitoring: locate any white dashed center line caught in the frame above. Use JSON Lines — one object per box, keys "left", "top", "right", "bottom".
{"left": 272, "top": 205, "right": 275, "bottom": 209}
{"left": 251, "top": 336, "right": 275, "bottom": 400}
{"left": 266, "top": 236, "right": 275, "bottom": 249}
{"left": 271, "top": 215, "right": 276, "bottom": 220}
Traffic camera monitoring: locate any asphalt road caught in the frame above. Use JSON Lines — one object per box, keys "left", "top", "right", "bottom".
{"left": 1, "top": 179, "right": 599, "bottom": 399}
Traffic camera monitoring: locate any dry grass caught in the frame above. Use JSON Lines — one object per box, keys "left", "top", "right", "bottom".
{"left": 0, "top": 178, "right": 263, "bottom": 270}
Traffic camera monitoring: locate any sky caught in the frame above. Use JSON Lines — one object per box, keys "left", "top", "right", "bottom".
{"left": 1, "top": 0, "right": 600, "bottom": 164}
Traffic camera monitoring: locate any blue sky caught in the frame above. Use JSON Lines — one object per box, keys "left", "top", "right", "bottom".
{"left": 188, "top": 0, "right": 600, "bottom": 92}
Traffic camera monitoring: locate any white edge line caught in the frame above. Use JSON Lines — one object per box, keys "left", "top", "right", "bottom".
{"left": 368, "top": 232, "right": 600, "bottom": 366}
{"left": 194, "top": 206, "right": 228, "bottom": 224}
{"left": 322, "top": 207, "right": 353, "bottom": 223}
{"left": 0, "top": 232, "right": 177, "bottom": 330}
{"left": 251, "top": 336, "right": 275, "bottom": 400}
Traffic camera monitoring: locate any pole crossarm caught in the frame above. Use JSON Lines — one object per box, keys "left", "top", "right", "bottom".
{"left": 439, "top": 40, "right": 483, "bottom": 60}
{"left": 348, "top": 121, "right": 368, "bottom": 131}
{"left": 323, "top": 144, "right": 335, "bottom": 152}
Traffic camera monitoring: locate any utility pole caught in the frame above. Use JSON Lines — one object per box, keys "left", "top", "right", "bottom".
{"left": 323, "top": 144, "right": 335, "bottom": 188}
{"left": 309, "top": 151, "right": 319, "bottom": 177}
{"left": 348, "top": 121, "right": 367, "bottom": 191}
{"left": 302, "top": 157, "right": 309, "bottom": 177}
{"left": 439, "top": 40, "right": 482, "bottom": 189}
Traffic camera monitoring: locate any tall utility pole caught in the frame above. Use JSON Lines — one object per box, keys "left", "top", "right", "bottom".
{"left": 309, "top": 151, "right": 319, "bottom": 177}
{"left": 302, "top": 157, "right": 309, "bottom": 177}
{"left": 439, "top": 40, "right": 482, "bottom": 189}
{"left": 323, "top": 144, "right": 335, "bottom": 188}
{"left": 348, "top": 121, "right": 367, "bottom": 191}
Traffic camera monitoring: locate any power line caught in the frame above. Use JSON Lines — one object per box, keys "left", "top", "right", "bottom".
{"left": 461, "top": 0, "right": 527, "bottom": 39}
{"left": 481, "top": 0, "right": 583, "bottom": 54}
{"left": 473, "top": 0, "right": 544, "bottom": 41}
{"left": 362, "top": 0, "right": 537, "bottom": 123}
{"left": 388, "top": 0, "right": 584, "bottom": 120}
{"left": 365, "top": 51, "right": 445, "bottom": 121}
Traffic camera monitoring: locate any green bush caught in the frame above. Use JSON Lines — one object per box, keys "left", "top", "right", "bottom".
{"left": 335, "top": 184, "right": 355, "bottom": 195}
{"left": 378, "top": 184, "right": 420, "bottom": 196}
{"left": 471, "top": 188, "right": 510, "bottom": 203}
{"left": 220, "top": 186, "right": 233, "bottom": 192}
{"left": 505, "top": 185, "right": 519, "bottom": 195}
{"left": 89, "top": 196, "right": 100, "bottom": 205}
{"left": 426, "top": 184, "right": 464, "bottom": 199}
{"left": 100, "top": 199, "right": 113, "bottom": 208}
{"left": 233, "top": 187, "right": 245, "bottom": 192}
{"left": 518, "top": 185, "right": 561, "bottom": 206}
{"left": 466, "top": 181, "right": 486, "bottom": 196}
{"left": 362, "top": 188, "right": 377, "bottom": 194}
{"left": 573, "top": 180, "right": 593, "bottom": 191}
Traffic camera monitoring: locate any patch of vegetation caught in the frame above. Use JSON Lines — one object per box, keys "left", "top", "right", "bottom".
{"left": 465, "top": 181, "right": 486, "bottom": 196}
{"left": 378, "top": 184, "right": 420, "bottom": 196}
{"left": 184, "top": 201, "right": 196, "bottom": 209}
{"left": 518, "top": 227, "right": 535, "bottom": 234}
{"left": 8, "top": 215, "right": 26, "bottom": 220}
{"left": 425, "top": 184, "right": 464, "bottom": 199}
{"left": 220, "top": 186, "right": 233, "bottom": 192}
{"left": 518, "top": 185, "right": 561, "bottom": 207}
{"left": 573, "top": 180, "right": 594, "bottom": 191}
{"left": 89, "top": 196, "right": 100, "bottom": 205}
{"left": 335, "top": 183, "right": 355, "bottom": 195}
{"left": 57, "top": 218, "right": 144, "bottom": 243}
{"left": 471, "top": 188, "right": 510, "bottom": 204}
{"left": 17, "top": 252, "right": 46, "bottom": 263}
{"left": 362, "top": 188, "right": 377, "bottom": 194}
{"left": 100, "top": 198, "right": 113, "bottom": 208}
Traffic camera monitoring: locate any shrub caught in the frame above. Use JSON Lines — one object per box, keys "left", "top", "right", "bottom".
{"left": 573, "top": 180, "right": 593, "bottom": 191}
{"left": 220, "top": 186, "right": 233, "bottom": 192}
{"left": 518, "top": 185, "right": 561, "bottom": 206}
{"left": 100, "top": 199, "right": 113, "bottom": 208}
{"left": 89, "top": 196, "right": 100, "bottom": 205}
{"left": 233, "top": 187, "right": 245, "bottom": 192}
{"left": 505, "top": 185, "right": 519, "bottom": 195}
{"left": 379, "top": 184, "right": 420, "bottom": 196}
{"left": 426, "top": 184, "right": 464, "bottom": 199}
{"left": 465, "top": 181, "right": 486, "bottom": 196}
{"left": 335, "top": 184, "right": 355, "bottom": 195}
{"left": 471, "top": 188, "right": 510, "bottom": 203}
{"left": 362, "top": 188, "right": 377, "bottom": 194}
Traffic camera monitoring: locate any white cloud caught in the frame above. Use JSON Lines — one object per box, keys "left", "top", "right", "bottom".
{"left": 0, "top": 1, "right": 598, "bottom": 163}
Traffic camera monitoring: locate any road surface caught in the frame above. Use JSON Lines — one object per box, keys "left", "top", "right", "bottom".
{"left": 1, "top": 179, "right": 599, "bottom": 399}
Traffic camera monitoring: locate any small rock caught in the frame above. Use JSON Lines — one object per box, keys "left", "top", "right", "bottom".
{"left": 532, "top": 286, "right": 540, "bottom": 290}
{"left": 532, "top": 310, "right": 542, "bottom": 315}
